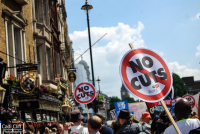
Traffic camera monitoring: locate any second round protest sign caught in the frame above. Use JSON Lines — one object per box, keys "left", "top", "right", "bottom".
{"left": 182, "top": 94, "right": 195, "bottom": 109}
{"left": 74, "top": 82, "right": 96, "bottom": 104}
{"left": 120, "top": 48, "right": 173, "bottom": 102}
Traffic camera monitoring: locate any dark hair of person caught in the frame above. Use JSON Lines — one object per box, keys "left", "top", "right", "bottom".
{"left": 112, "top": 120, "right": 121, "bottom": 134}
{"left": 159, "top": 111, "right": 170, "bottom": 123}
{"left": 88, "top": 116, "right": 102, "bottom": 130}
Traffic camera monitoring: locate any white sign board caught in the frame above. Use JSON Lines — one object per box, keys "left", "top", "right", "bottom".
{"left": 128, "top": 102, "right": 147, "bottom": 120}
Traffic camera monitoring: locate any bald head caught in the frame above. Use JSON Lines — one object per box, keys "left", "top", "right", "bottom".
{"left": 174, "top": 98, "right": 192, "bottom": 120}
{"left": 88, "top": 116, "right": 102, "bottom": 131}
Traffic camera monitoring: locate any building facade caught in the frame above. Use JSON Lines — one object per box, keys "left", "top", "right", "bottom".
{"left": 0, "top": 0, "right": 74, "bottom": 130}
{"left": 182, "top": 76, "right": 200, "bottom": 95}
{"left": 0, "top": 0, "right": 34, "bottom": 76}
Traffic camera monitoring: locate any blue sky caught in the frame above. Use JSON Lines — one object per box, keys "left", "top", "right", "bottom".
{"left": 65, "top": 0, "right": 200, "bottom": 99}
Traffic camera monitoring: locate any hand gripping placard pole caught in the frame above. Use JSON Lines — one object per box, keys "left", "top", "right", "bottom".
{"left": 128, "top": 43, "right": 181, "bottom": 134}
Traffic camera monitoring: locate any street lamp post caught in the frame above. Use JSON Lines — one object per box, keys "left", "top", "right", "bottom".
{"left": 81, "top": 0, "right": 95, "bottom": 86}
{"left": 96, "top": 76, "right": 101, "bottom": 95}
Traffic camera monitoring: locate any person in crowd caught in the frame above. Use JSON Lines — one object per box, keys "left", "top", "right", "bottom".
{"left": 43, "top": 127, "right": 50, "bottom": 134}
{"left": 150, "top": 116, "right": 159, "bottom": 134}
{"left": 36, "top": 130, "right": 40, "bottom": 134}
{"left": 141, "top": 112, "right": 151, "bottom": 124}
{"left": 87, "top": 115, "right": 102, "bottom": 134}
{"left": 190, "top": 111, "right": 199, "bottom": 119}
{"left": 64, "top": 110, "right": 88, "bottom": 134}
{"left": 25, "top": 125, "right": 35, "bottom": 134}
{"left": 57, "top": 124, "right": 64, "bottom": 134}
{"left": 164, "top": 98, "right": 200, "bottom": 134}
{"left": 94, "top": 113, "right": 113, "bottom": 134}
{"left": 111, "top": 120, "right": 121, "bottom": 134}
{"left": 140, "top": 112, "right": 151, "bottom": 132}
{"left": 151, "top": 111, "right": 172, "bottom": 134}
{"left": 52, "top": 127, "right": 57, "bottom": 134}
{"left": 115, "top": 109, "right": 150, "bottom": 134}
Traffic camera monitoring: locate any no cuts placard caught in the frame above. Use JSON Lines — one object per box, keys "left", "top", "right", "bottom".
{"left": 120, "top": 48, "right": 173, "bottom": 102}
{"left": 182, "top": 94, "right": 196, "bottom": 109}
{"left": 74, "top": 82, "right": 96, "bottom": 104}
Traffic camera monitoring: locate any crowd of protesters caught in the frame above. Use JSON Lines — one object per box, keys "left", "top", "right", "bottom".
{"left": 23, "top": 98, "right": 200, "bottom": 134}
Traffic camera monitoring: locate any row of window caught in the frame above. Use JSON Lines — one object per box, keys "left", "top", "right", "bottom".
{"left": 35, "top": 0, "right": 50, "bottom": 26}
{"left": 4, "top": 0, "right": 64, "bottom": 81}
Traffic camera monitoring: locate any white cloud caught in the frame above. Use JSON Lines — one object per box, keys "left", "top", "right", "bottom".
{"left": 70, "top": 22, "right": 200, "bottom": 98}
{"left": 70, "top": 22, "right": 145, "bottom": 98}
{"left": 195, "top": 13, "right": 200, "bottom": 19}
{"left": 168, "top": 62, "right": 200, "bottom": 80}
{"left": 192, "top": 13, "right": 200, "bottom": 20}
{"left": 196, "top": 44, "right": 200, "bottom": 57}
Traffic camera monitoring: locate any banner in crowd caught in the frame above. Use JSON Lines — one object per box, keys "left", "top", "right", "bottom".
{"left": 148, "top": 94, "right": 200, "bottom": 118}
{"left": 128, "top": 102, "right": 147, "bottom": 120}
{"left": 154, "top": 99, "right": 172, "bottom": 118}
{"left": 190, "top": 94, "right": 199, "bottom": 115}
{"left": 114, "top": 100, "right": 128, "bottom": 117}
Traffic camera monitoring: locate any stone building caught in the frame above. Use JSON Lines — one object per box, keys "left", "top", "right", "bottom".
{"left": 0, "top": 0, "right": 74, "bottom": 124}
{"left": 32, "top": 0, "right": 74, "bottom": 108}
{"left": 182, "top": 76, "right": 200, "bottom": 95}
{"left": 0, "top": 0, "right": 34, "bottom": 76}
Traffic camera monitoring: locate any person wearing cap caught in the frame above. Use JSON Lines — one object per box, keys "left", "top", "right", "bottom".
{"left": 141, "top": 112, "right": 151, "bottom": 124}
{"left": 140, "top": 112, "right": 151, "bottom": 132}
{"left": 115, "top": 109, "right": 150, "bottom": 134}
{"left": 94, "top": 113, "right": 113, "bottom": 134}
{"left": 64, "top": 110, "right": 88, "bottom": 134}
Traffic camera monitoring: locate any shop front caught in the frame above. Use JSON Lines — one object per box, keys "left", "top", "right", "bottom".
{"left": 0, "top": 83, "right": 64, "bottom": 133}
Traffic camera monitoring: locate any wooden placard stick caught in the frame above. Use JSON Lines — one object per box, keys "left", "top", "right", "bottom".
{"left": 86, "top": 104, "right": 90, "bottom": 120}
{"left": 160, "top": 100, "right": 181, "bottom": 134}
{"left": 128, "top": 43, "right": 181, "bottom": 134}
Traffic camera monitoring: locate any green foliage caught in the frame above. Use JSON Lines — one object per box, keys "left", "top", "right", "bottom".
{"left": 173, "top": 73, "right": 189, "bottom": 97}
{"left": 122, "top": 96, "right": 139, "bottom": 103}
{"left": 109, "top": 96, "right": 121, "bottom": 108}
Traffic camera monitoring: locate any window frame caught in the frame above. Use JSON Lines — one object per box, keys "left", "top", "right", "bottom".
{"left": 4, "top": 12, "right": 26, "bottom": 77}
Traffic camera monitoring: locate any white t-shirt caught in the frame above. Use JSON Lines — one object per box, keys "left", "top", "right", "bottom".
{"left": 164, "top": 118, "right": 200, "bottom": 134}
{"left": 64, "top": 125, "right": 88, "bottom": 134}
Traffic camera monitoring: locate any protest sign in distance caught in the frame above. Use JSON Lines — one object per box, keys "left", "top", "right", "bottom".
{"left": 74, "top": 82, "right": 96, "bottom": 104}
